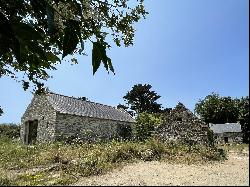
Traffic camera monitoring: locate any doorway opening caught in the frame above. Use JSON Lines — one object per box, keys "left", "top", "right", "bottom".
{"left": 224, "top": 137, "right": 229, "bottom": 144}
{"left": 25, "top": 120, "right": 38, "bottom": 144}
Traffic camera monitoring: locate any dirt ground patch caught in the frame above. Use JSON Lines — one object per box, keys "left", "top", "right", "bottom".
{"left": 74, "top": 151, "right": 249, "bottom": 186}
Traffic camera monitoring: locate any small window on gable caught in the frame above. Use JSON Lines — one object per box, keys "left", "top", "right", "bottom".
{"left": 176, "top": 117, "right": 182, "bottom": 122}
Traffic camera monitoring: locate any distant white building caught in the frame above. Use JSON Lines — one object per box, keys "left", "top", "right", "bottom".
{"left": 209, "top": 123, "right": 242, "bottom": 144}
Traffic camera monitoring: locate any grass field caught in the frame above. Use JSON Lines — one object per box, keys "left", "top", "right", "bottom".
{"left": 0, "top": 137, "right": 230, "bottom": 186}
{"left": 217, "top": 143, "right": 249, "bottom": 155}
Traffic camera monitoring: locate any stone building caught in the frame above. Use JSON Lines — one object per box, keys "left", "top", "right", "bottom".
{"left": 155, "top": 103, "right": 210, "bottom": 145}
{"left": 20, "top": 92, "right": 135, "bottom": 144}
{"left": 208, "top": 123, "right": 242, "bottom": 144}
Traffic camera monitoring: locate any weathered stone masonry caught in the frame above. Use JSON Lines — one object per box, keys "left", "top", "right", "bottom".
{"left": 155, "top": 103, "right": 209, "bottom": 145}
{"left": 20, "top": 92, "right": 135, "bottom": 144}
{"left": 209, "top": 123, "right": 242, "bottom": 144}
{"left": 20, "top": 94, "right": 57, "bottom": 143}
{"left": 54, "top": 113, "right": 133, "bottom": 141}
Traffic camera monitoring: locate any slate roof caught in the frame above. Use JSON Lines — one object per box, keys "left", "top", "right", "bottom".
{"left": 209, "top": 123, "right": 242, "bottom": 134}
{"left": 46, "top": 92, "right": 135, "bottom": 123}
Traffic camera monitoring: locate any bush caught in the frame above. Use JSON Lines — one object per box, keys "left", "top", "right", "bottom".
{"left": 134, "top": 112, "right": 164, "bottom": 141}
{"left": 207, "top": 129, "right": 215, "bottom": 147}
{"left": 0, "top": 123, "right": 20, "bottom": 139}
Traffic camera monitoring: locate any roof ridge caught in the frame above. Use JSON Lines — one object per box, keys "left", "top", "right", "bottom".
{"left": 47, "top": 91, "right": 122, "bottom": 111}
{"left": 45, "top": 91, "right": 135, "bottom": 122}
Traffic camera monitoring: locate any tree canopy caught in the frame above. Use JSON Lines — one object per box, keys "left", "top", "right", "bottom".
{"left": 0, "top": 0, "right": 148, "bottom": 92}
{"left": 123, "top": 84, "right": 162, "bottom": 114}
{"left": 195, "top": 93, "right": 249, "bottom": 143}
{"left": 236, "top": 96, "right": 249, "bottom": 143}
{"left": 116, "top": 103, "right": 135, "bottom": 117}
{"left": 117, "top": 103, "right": 129, "bottom": 110}
{"left": 194, "top": 93, "right": 239, "bottom": 124}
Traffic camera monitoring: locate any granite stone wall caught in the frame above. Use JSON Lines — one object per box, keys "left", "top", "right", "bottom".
{"left": 214, "top": 132, "right": 243, "bottom": 144}
{"left": 155, "top": 103, "right": 209, "bottom": 145}
{"left": 20, "top": 94, "right": 134, "bottom": 144}
{"left": 155, "top": 120, "right": 209, "bottom": 145}
{"left": 54, "top": 113, "right": 133, "bottom": 141}
{"left": 20, "top": 94, "right": 57, "bottom": 143}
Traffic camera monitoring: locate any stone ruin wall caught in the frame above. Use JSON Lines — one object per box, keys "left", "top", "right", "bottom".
{"left": 155, "top": 103, "right": 210, "bottom": 145}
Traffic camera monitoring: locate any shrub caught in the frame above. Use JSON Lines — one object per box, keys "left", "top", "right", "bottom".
{"left": 134, "top": 112, "right": 164, "bottom": 141}
{"left": 0, "top": 123, "right": 20, "bottom": 139}
{"left": 207, "top": 129, "right": 215, "bottom": 147}
{"left": 116, "top": 124, "right": 133, "bottom": 140}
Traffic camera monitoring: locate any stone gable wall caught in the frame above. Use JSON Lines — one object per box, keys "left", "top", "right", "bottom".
{"left": 155, "top": 103, "right": 209, "bottom": 145}
{"left": 155, "top": 120, "right": 209, "bottom": 145}
{"left": 54, "top": 113, "right": 134, "bottom": 141}
{"left": 20, "top": 94, "right": 57, "bottom": 143}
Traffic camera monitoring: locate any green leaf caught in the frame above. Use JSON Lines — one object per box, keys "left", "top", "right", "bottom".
{"left": 12, "top": 37, "right": 21, "bottom": 63}
{"left": 92, "top": 42, "right": 102, "bottom": 74}
{"left": 68, "top": 20, "right": 84, "bottom": 53}
{"left": 107, "top": 57, "right": 115, "bottom": 74}
{"left": 62, "top": 26, "right": 79, "bottom": 58}
{"left": 46, "top": 52, "right": 60, "bottom": 62}
{"left": 46, "top": 4, "right": 55, "bottom": 35}
{"left": 12, "top": 22, "right": 43, "bottom": 41}
{"left": 102, "top": 58, "right": 110, "bottom": 72}
{"left": 79, "top": 41, "right": 84, "bottom": 53}
{"left": 26, "top": 41, "right": 47, "bottom": 60}
{"left": 30, "top": 0, "right": 47, "bottom": 16}
{"left": 71, "top": 58, "right": 78, "bottom": 65}
{"left": 22, "top": 81, "right": 29, "bottom": 91}
{"left": 92, "top": 41, "right": 115, "bottom": 75}
{"left": 68, "top": 20, "right": 82, "bottom": 42}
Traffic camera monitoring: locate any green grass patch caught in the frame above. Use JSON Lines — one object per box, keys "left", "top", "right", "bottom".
{"left": 0, "top": 137, "right": 228, "bottom": 185}
{"left": 0, "top": 176, "right": 16, "bottom": 186}
{"left": 217, "top": 143, "right": 249, "bottom": 155}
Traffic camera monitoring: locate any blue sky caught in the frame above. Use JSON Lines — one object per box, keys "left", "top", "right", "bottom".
{"left": 0, "top": 0, "right": 249, "bottom": 124}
